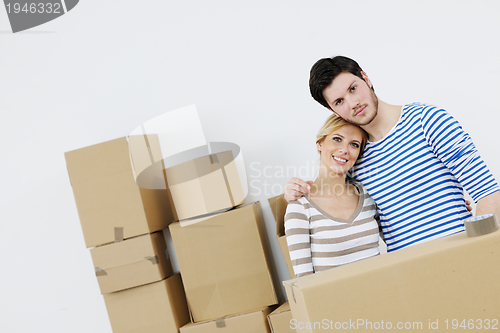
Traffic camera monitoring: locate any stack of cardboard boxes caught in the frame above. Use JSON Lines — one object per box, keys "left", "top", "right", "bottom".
{"left": 65, "top": 137, "right": 287, "bottom": 332}
{"left": 65, "top": 137, "right": 191, "bottom": 333}
{"left": 165, "top": 150, "right": 283, "bottom": 332}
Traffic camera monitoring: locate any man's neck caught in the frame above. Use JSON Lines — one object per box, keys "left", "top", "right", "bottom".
{"left": 361, "top": 100, "right": 402, "bottom": 142}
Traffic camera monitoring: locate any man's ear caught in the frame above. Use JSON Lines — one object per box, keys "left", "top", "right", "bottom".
{"left": 361, "top": 71, "right": 373, "bottom": 89}
{"left": 327, "top": 106, "right": 340, "bottom": 117}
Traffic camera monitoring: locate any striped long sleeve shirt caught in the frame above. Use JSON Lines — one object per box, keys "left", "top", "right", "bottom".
{"left": 350, "top": 102, "right": 500, "bottom": 252}
{"left": 284, "top": 182, "right": 380, "bottom": 277}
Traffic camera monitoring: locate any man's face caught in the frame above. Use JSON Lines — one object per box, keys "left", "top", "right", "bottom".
{"left": 322, "top": 72, "right": 378, "bottom": 126}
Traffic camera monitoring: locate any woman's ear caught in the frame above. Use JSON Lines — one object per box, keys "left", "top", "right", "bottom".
{"left": 316, "top": 141, "right": 323, "bottom": 152}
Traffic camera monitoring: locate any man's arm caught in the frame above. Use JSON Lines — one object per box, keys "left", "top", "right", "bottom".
{"left": 421, "top": 106, "right": 500, "bottom": 215}
{"left": 476, "top": 191, "right": 500, "bottom": 217}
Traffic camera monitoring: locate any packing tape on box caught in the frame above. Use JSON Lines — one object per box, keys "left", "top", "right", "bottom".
{"left": 464, "top": 214, "right": 498, "bottom": 237}
{"left": 144, "top": 255, "right": 159, "bottom": 264}
{"left": 114, "top": 227, "right": 124, "bottom": 242}
{"left": 215, "top": 318, "right": 226, "bottom": 328}
{"left": 95, "top": 267, "right": 107, "bottom": 276}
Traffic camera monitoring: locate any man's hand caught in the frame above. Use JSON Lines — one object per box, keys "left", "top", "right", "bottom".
{"left": 284, "top": 177, "right": 313, "bottom": 202}
{"left": 465, "top": 200, "right": 472, "bottom": 212}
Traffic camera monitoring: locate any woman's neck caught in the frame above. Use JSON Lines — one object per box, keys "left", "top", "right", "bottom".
{"left": 311, "top": 167, "right": 349, "bottom": 197}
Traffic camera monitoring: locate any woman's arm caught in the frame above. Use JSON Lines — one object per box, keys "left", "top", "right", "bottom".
{"left": 284, "top": 200, "right": 314, "bottom": 277}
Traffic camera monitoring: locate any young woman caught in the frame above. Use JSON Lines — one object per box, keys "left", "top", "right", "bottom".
{"left": 284, "top": 115, "right": 381, "bottom": 278}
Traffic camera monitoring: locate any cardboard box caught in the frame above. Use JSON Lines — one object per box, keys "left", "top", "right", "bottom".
{"left": 65, "top": 137, "right": 174, "bottom": 247}
{"left": 283, "top": 230, "right": 500, "bottom": 332}
{"left": 90, "top": 231, "right": 173, "bottom": 294}
{"left": 103, "top": 274, "right": 190, "bottom": 333}
{"left": 164, "top": 150, "right": 246, "bottom": 221}
{"left": 169, "top": 202, "right": 280, "bottom": 322}
{"left": 268, "top": 194, "right": 295, "bottom": 279}
{"left": 180, "top": 307, "right": 273, "bottom": 333}
{"left": 268, "top": 302, "right": 295, "bottom": 333}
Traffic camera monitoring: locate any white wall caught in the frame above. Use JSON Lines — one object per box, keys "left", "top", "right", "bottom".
{"left": 1, "top": 1, "right": 499, "bottom": 332}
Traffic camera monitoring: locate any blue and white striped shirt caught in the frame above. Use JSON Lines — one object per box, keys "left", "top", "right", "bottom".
{"left": 350, "top": 102, "right": 500, "bottom": 252}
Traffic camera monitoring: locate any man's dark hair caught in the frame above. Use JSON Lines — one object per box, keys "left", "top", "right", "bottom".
{"left": 309, "top": 56, "right": 373, "bottom": 109}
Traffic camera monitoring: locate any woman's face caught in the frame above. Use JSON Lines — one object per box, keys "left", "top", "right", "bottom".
{"left": 316, "top": 124, "right": 363, "bottom": 175}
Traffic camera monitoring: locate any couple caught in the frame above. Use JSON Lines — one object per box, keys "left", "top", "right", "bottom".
{"left": 284, "top": 56, "right": 500, "bottom": 278}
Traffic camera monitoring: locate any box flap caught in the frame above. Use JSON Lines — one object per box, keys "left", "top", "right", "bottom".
{"left": 267, "top": 194, "right": 287, "bottom": 237}
{"left": 90, "top": 233, "right": 158, "bottom": 271}
{"left": 267, "top": 302, "right": 293, "bottom": 333}
{"left": 180, "top": 307, "right": 272, "bottom": 333}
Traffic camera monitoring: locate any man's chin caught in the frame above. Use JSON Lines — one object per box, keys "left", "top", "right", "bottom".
{"left": 347, "top": 113, "right": 377, "bottom": 127}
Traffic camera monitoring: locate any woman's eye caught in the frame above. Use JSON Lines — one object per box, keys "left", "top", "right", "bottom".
{"left": 350, "top": 86, "right": 356, "bottom": 92}
{"left": 335, "top": 99, "right": 342, "bottom": 106}
{"left": 333, "top": 137, "right": 341, "bottom": 142}
{"left": 350, "top": 143, "right": 359, "bottom": 148}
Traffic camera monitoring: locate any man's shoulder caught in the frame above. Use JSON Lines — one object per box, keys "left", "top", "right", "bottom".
{"left": 403, "top": 102, "right": 449, "bottom": 115}
{"left": 401, "top": 102, "right": 453, "bottom": 127}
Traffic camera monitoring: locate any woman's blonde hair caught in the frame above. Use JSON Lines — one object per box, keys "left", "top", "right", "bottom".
{"left": 316, "top": 114, "right": 368, "bottom": 158}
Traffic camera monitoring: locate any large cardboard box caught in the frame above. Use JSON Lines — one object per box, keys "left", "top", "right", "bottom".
{"left": 103, "top": 274, "right": 190, "bottom": 333}
{"left": 164, "top": 150, "right": 246, "bottom": 222}
{"left": 90, "top": 231, "right": 173, "bottom": 294}
{"left": 268, "top": 194, "right": 295, "bottom": 279}
{"left": 180, "top": 307, "right": 273, "bottom": 333}
{"left": 268, "top": 302, "right": 295, "bottom": 333}
{"left": 65, "top": 137, "right": 174, "bottom": 247}
{"left": 283, "top": 230, "right": 500, "bottom": 332}
{"left": 169, "top": 202, "right": 280, "bottom": 322}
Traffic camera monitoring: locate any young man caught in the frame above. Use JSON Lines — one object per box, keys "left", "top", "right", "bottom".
{"left": 285, "top": 56, "right": 500, "bottom": 252}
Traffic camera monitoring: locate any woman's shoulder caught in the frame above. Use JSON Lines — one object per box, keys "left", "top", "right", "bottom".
{"left": 286, "top": 196, "right": 310, "bottom": 209}
{"left": 347, "top": 178, "right": 366, "bottom": 192}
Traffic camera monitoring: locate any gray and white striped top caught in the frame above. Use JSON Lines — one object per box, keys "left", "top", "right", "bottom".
{"left": 284, "top": 182, "right": 380, "bottom": 277}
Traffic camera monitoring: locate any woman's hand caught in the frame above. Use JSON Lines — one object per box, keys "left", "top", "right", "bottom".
{"left": 284, "top": 177, "right": 313, "bottom": 202}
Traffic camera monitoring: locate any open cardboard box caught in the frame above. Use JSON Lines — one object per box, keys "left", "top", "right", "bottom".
{"left": 268, "top": 302, "right": 295, "bottom": 333}
{"left": 283, "top": 229, "right": 500, "bottom": 332}
{"left": 268, "top": 194, "right": 295, "bottom": 279}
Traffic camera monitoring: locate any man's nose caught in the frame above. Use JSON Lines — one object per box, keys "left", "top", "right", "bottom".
{"left": 347, "top": 96, "right": 360, "bottom": 110}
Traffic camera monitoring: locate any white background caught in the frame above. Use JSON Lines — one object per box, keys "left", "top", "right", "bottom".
{"left": 1, "top": 1, "right": 500, "bottom": 332}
